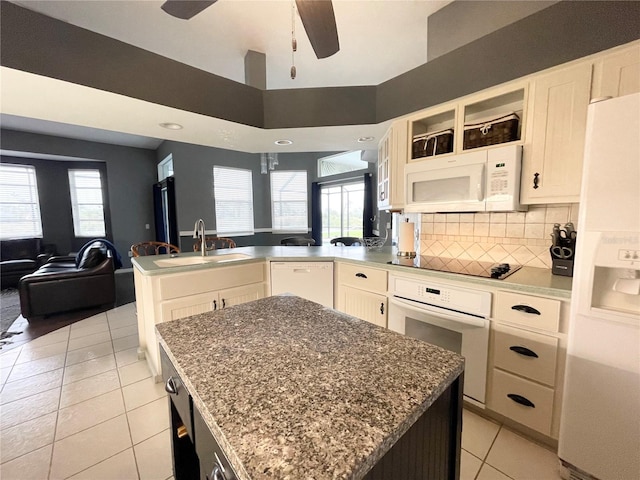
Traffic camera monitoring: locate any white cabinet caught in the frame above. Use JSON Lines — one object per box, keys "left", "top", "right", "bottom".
{"left": 159, "top": 283, "right": 265, "bottom": 322}
{"left": 377, "top": 120, "right": 407, "bottom": 211}
{"left": 488, "top": 290, "right": 568, "bottom": 438}
{"left": 335, "top": 262, "right": 388, "bottom": 327}
{"left": 134, "top": 261, "right": 267, "bottom": 378}
{"left": 521, "top": 62, "right": 593, "bottom": 204}
{"left": 592, "top": 41, "right": 640, "bottom": 99}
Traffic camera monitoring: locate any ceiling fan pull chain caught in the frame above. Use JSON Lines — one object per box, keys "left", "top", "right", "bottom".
{"left": 291, "top": 1, "right": 297, "bottom": 79}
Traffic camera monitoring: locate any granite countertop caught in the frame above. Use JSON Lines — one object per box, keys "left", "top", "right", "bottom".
{"left": 132, "top": 246, "right": 572, "bottom": 298}
{"left": 157, "top": 295, "right": 464, "bottom": 480}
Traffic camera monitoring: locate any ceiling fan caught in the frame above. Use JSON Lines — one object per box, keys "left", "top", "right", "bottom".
{"left": 160, "top": 0, "right": 340, "bottom": 59}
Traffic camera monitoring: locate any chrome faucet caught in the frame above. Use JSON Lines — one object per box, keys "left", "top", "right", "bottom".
{"left": 193, "top": 219, "right": 206, "bottom": 257}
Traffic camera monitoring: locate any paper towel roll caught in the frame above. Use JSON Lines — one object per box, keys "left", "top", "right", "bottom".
{"left": 398, "top": 221, "right": 415, "bottom": 254}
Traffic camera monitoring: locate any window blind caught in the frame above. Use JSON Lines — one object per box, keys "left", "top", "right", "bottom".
{"left": 68, "top": 169, "right": 106, "bottom": 237}
{"left": 271, "top": 171, "right": 308, "bottom": 232}
{"left": 213, "top": 166, "right": 254, "bottom": 235}
{"left": 0, "top": 164, "right": 44, "bottom": 239}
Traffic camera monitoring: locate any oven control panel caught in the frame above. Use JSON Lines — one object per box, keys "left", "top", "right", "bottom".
{"left": 391, "top": 275, "right": 492, "bottom": 317}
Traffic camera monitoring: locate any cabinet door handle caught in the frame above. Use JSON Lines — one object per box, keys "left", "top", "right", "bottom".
{"left": 507, "top": 393, "right": 535, "bottom": 408}
{"left": 533, "top": 172, "right": 540, "bottom": 189}
{"left": 380, "top": 303, "right": 385, "bottom": 315}
{"left": 355, "top": 272, "right": 368, "bottom": 279}
{"left": 509, "top": 345, "right": 539, "bottom": 358}
{"left": 511, "top": 304, "right": 541, "bottom": 315}
{"left": 164, "top": 376, "right": 179, "bottom": 395}
{"left": 213, "top": 300, "right": 217, "bottom": 310}
{"left": 222, "top": 298, "right": 226, "bottom": 309}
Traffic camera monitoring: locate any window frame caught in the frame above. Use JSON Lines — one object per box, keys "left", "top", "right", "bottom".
{"left": 270, "top": 170, "right": 308, "bottom": 234}
{"left": 320, "top": 180, "right": 365, "bottom": 242}
{"left": 0, "top": 163, "right": 44, "bottom": 240}
{"left": 68, "top": 168, "right": 107, "bottom": 238}
{"left": 213, "top": 165, "right": 255, "bottom": 236}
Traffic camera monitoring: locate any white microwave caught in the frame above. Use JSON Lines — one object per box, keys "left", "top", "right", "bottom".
{"left": 404, "top": 144, "right": 526, "bottom": 213}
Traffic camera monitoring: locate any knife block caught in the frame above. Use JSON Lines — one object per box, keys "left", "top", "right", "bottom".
{"left": 552, "top": 258, "right": 574, "bottom": 277}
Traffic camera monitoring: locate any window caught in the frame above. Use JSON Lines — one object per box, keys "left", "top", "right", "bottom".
{"left": 0, "top": 164, "right": 43, "bottom": 239}
{"left": 68, "top": 169, "right": 106, "bottom": 237}
{"left": 213, "top": 166, "right": 254, "bottom": 235}
{"left": 321, "top": 182, "right": 364, "bottom": 242}
{"left": 157, "top": 154, "right": 174, "bottom": 181}
{"left": 271, "top": 171, "right": 308, "bottom": 232}
{"left": 318, "top": 151, "right": 368, "bottom": 177}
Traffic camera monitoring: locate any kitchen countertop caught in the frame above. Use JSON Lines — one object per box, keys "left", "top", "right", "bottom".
{"left": 156, "top": 295, "right": 464, "bottom": 480}
{"left": 132, "top": 246, "right": 572, "bottom": 298}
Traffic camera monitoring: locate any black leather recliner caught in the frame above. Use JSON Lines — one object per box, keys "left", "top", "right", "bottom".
{"left": 18, "top": 240, "right": 116, "bottom": 321}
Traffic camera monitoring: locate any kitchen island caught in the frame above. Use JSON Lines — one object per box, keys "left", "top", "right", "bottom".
{"left": 157, "top": 295, "right": 464, "bottom": 480}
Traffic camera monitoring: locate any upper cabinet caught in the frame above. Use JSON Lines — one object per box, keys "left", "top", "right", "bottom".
{"left": 407, "top": 84, "right": 527, "bottom": 163}
{"left": 409, "top": 103, "right": 457, "bottom": 161}
{"left": 378, "top": 41, "right": 639, "bottom": 210}
{"left": 591, "top": 42, "right": 640, "bottom": 99}
{"left": 377, "top": 120, "right": 407, "bottom": 211}
{"left": 521, "top": 62, "right": 593, "bottom": 204}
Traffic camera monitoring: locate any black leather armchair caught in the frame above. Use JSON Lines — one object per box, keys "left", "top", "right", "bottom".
{"left": 0, "top": 238, "right": 52, "bottom": 289}
{"left": 18, "top": 241, "right": 116, "bottom": 321}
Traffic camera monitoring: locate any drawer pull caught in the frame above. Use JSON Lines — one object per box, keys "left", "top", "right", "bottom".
{"left": 380, "top": 302, "right": 384, "bottom": 315}
{"left": 511, "top": 304, "right": 541, "bottom": 315}
{"left": 213, "top": 299, "right": 218, "bottom": 310}
{"left": 509, "top": 345, "right": 539, "bottom": 358}
{"left": 355, "top": 272, "right": 368, "bottom": 279}
{"left": 507, "top": 393, "right": 535, "bottom": 408}
{"left": 176, "top": 424, "right": 188, "bottom": 439}
{"left": 165, "top": 376, "right": 179, "bottom": 395}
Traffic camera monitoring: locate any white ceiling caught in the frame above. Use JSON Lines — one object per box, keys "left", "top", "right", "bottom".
{"left": 1, "top": 0, "right": 452, "bottom": 154}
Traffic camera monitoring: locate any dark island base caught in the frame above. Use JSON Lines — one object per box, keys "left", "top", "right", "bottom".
{"left": 362, "top": 374, "right": 463, "bottom": 480}
{"left": 168, "top": 377, "right": 463, "bottom": 480}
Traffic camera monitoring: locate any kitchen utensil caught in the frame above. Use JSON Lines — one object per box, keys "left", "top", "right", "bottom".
{"left": 563, "top": 222, "right": 577, "bottom": 239}
{"left": 551, "top": 246, "right": 573, "bottom": 259}
{"left": 552, "top": 224, "right": 562, "bottom": 246}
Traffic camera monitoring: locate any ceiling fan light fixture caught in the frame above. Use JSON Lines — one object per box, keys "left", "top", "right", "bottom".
{"left": 159, "top": 122, "right": 183, "bottom": 130}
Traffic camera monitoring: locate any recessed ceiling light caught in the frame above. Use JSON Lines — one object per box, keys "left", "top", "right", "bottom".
{"left": 159, "top": 122, "right": 183, "bottom": 130}
{"left": 357, "top": 136, "right": 375, "bottom": 143}
{"left": 274, "top": 139, "right": 293, "bottom": 146}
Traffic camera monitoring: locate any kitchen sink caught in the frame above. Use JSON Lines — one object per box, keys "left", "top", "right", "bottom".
{"left": 153, "top": 253, "right": 252, "bottom": 268}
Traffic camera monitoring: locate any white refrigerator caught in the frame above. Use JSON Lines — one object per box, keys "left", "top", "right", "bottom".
{"left": 558, "top": 93, "right": 640, "bottom": 480}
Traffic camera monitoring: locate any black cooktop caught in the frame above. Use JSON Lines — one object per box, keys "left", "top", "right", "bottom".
{"left": 388, "top": 255, "right": 522, "bottom": 279}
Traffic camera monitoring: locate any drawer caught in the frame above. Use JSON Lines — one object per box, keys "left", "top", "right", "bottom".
{"left": 493, "top": 324, "right": 558, "bottom": 387}
{"left": 338, "top": 262, "right": 387, "bottom": 294}
{"left": 160, "top": 346, "right": 194, "bottom": 440}
{"left": 158, "top": 262, "right": 265, "bottom": 300}
{"left": 490, "top": 369, "right": 554, "bottom": 436}
{"left": 494, "top": 291, "right": 560, "bottom": 333}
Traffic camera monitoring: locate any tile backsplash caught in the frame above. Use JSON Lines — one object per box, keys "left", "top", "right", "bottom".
{"left": 418, "top": 204, "right": 579, "bottom": 269}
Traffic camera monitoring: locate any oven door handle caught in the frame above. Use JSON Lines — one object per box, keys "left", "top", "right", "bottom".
{"left": 390, "top": 296, "right": 487, "bottom": 328}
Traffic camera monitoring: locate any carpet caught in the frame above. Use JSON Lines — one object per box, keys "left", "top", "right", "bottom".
{"left": 1, "top": 288, "right": 22, "bottom": 339}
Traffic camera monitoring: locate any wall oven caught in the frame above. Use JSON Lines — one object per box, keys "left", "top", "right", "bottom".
{"left": 388, "top": 274, "right": 492, "bottom": 406}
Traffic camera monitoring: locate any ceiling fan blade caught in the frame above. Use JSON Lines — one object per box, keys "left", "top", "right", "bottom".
{"left": 295, "top": 0, "right": 340, "bottom": 59}
{"left": 161, "top": 0, "right": 218, "bottom": 20}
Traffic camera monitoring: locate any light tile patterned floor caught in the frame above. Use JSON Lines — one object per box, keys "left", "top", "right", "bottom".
{"left": 0, "top": 302, "right": 564, "bottom": 479}
{"left": 0, "top": 303, "right": 173, "bottom": 480}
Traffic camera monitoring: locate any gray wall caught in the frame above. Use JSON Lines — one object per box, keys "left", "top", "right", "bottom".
{"left": 427, "top": 1, "right": 558, "bottom": 61}
{"left": 3, "top": 1, "right": 638, "bottom": 129}
{"left": 0, "top": 129, "right": 158, "bottom": 267}
{"left": 156, "top": 140, "right": 377, "bottom": 249}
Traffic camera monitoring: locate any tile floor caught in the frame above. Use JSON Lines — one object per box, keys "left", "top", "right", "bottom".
{"left": 0, "top": 302, "right": 564, "bottom": 480}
